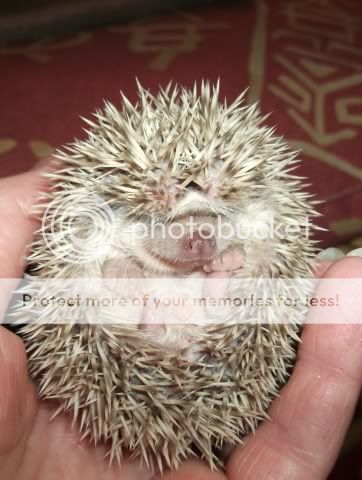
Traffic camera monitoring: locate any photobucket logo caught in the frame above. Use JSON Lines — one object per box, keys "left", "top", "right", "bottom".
{"left": 124, "top": 215, "right": 313, "bottom": 243}
{"left": 42, "top": 191, "right": 116, "bottom": 264}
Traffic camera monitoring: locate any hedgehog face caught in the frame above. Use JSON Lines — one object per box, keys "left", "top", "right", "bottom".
{"left": 54, "top": 82, "right": 305, "bottom": 279}
{"left": 110, "top": 190, "right": 240, "bottom": 274}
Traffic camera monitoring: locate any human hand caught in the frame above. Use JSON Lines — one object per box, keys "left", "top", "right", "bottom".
{"left": 0, "top": 165, "right": 361, "bottom": 480}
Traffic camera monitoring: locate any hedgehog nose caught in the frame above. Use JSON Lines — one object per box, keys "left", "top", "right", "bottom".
{"left": 182, "top": 230, "right": 216, "bottom": 260}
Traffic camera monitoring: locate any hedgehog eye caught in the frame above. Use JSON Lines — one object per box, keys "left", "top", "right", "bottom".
{"left": 186, "top": 181, "right": 203, "bottom": 192}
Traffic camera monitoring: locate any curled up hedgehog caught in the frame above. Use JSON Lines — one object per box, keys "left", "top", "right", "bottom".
{"left": 13, "top": 81, "right": 318, "bottom": 472}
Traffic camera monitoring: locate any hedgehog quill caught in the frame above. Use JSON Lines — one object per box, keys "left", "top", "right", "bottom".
{"left": 13, "top": 81, "right": 319, "bottom": 472}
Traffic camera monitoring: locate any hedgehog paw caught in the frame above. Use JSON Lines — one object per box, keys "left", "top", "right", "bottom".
{"left": 203, "top": 249, "right": 243, "bottom": 273}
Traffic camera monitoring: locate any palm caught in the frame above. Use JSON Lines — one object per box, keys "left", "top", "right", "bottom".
{"left": 0, "top": 332, "right": 143, "bottom": 480}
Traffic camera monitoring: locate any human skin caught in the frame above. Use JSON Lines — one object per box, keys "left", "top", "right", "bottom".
{"left": 0, "top": 163, "right": 361, "bottom": 480}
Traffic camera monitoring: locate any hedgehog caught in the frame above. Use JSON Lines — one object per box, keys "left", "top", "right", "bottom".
{"left": 13, "top": 81, "right": 318, "bottom": 473}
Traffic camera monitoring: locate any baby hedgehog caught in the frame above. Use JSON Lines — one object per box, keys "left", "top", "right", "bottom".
{"left": 15, "top": 82, "right": 318, "bottom": 472}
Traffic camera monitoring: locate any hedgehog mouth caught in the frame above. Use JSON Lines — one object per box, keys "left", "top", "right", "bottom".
{"left": 153, "top": 255, "right": 215, "bottom": 270}
{"left": 150, "top": 251, "right": 215, "bottom": 270}
{"left": 146, "top": 230, "right": 218, "bottom": 271}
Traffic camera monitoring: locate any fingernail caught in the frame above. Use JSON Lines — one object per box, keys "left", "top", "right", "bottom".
{"left": 316, "top": 247, "right": 345, "bottom": 261}
{"left": 346, "top": 248, "right": 362, "bottom": 257}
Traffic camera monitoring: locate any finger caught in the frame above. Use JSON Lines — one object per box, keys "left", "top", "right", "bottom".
{"left": 313, "top": 260, "right": 332, "bottom": 278}
{"left": 0, "top": 326, "right": 37, "bottom": 478}
{"left": 0, "top": 161, "right": 54, "bottom": 318}
{"left": 0, "top": 160, "right": 54, "bottom": 279}
{"left": 227, "top": 257, "right": 362, "bottom": 480}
